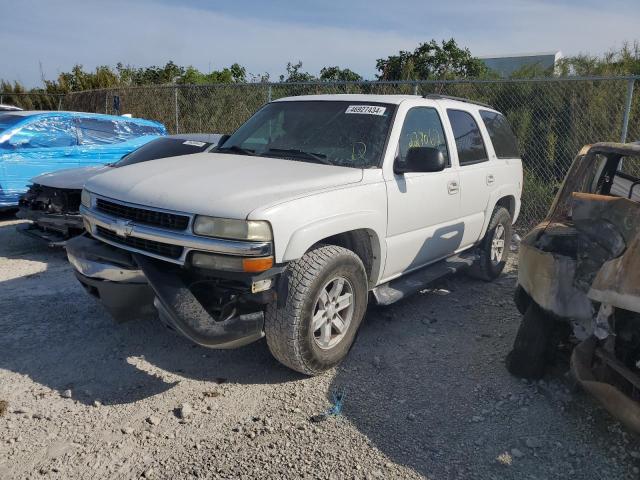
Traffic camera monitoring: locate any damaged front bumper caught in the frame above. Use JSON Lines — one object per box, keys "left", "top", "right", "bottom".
{"left": 17, "top": 184, "right": 85, "bottom": 242}
{"left": 17, "top": 207, "right": 84, "bottom": 243}
{"left": 66, "top": 236, "right": 277, "bottom": 349}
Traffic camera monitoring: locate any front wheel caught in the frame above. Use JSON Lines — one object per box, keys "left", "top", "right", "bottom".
{"left": 265, "top": 245, "right": 368, "bottom": 375}
{"left": 468, "top": 206, "right": 512, "bottom": 281}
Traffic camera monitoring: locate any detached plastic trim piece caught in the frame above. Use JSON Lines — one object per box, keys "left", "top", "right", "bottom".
{"left": 134, "top": 254, "right": 265, "bottom": 349}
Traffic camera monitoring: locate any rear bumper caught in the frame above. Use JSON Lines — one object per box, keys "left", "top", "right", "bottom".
{"left": 67, "top": 236, "right": 271, "bottom": 348}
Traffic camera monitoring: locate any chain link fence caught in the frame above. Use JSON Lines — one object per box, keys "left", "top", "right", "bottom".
{"left": 2, "top": 77, "right": 638, "bottom": 227}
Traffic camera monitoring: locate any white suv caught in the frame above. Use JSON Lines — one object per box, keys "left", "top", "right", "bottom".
{"left": 68, "top": 94, "right": 523, "bottom": 374}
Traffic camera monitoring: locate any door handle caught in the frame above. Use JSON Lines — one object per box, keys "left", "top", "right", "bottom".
{"left": 486, "top": 174, "right": 495, "bottom": 185}
{"left": 447, "top": 180, "right": 459, "bottom": 195}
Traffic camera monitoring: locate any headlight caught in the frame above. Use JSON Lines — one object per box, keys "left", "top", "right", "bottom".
{"left": 193, "top": 216, "right": 272, "bottom": 241}
{"left": 81, "top": 189, "right": 91, "bottom": 208}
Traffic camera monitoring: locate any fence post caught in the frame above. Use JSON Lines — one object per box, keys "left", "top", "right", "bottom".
{"left": 174, "top": 85, "right": 179, "bottom": 134}
{"left": 267, "top": 85, "right": 272, "bottom": 103}
{"left": 0, "top": 95, "right": 3, "bottom": 105}
{"left": 57, "top": 95, "right": 62, "bottom": 111}
{"left": 105, "top": 92, "right": 108, "bottom": 114}
{"left": 621, "top": 79, "right": 635, "bottom": 143}
{"left": 413, "top": 82, "right": 419, "bottom": 96}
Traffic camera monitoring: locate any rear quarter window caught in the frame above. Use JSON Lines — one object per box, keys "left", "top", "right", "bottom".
{"left": 77, "top": 118, "right": 119, "bottom": 145}
{"left": 117, "top": 121, "right": 165, "bottom": 139}
{"left": 479, "top": 110, "right": 519, "bottom": 159}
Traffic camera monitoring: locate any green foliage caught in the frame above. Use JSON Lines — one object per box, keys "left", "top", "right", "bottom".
{"left": 179, "top": 63, "right": 247, "bottom": 84}
{"left": 376, "top": 38, "right": 489, "bottom": 80}
{"left": 557, "top": 41, "right": 640, "bottom": 76}
{"left": 319, "top": 66, "right": 362, "bottom": 82}
{"left": 279, "top": 61, "right": 316, "bottom": 82}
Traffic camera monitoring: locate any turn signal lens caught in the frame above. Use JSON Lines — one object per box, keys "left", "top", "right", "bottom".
{"left": 242, "top": 257, "right": 274, "bottom": 273}
{"left": 191, "top": 252, "right": 273, "bottom": 273}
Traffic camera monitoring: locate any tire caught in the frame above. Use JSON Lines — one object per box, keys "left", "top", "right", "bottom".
{"left": 468, "top": 206, "right": 512, "bottom": 281}
{"left": 265, "top": 245, "right": 368, "bottom": 375}
{"left": 506, "top": 303, "right": 555, "bottom": 379}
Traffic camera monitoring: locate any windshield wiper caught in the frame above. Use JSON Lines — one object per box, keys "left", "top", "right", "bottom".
{"left": 217, "top": 145, "right": 255, "bottom": 156}
{"left": 262, "top": 148, "right": 333, "bottom": 165}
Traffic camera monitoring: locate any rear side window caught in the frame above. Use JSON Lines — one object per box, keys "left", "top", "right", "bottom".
{"left": 117, "top": 121, "right": 165, "bottom": 139}
{"left": 77, "top": 118, "right": 119, "bottom": 145}
{"left": 479, "top": 110, "right": 519, "bottom": 158}
{"left": 397, "top": 107, "right": 449, "bottom": 167}
{"left": 446, "top": 110, "right": 488, "bottom": 166}
{"left": 115, "top": 137, "right": 212, "bottom": 167}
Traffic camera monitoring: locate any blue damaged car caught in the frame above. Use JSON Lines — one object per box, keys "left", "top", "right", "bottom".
{"left": 0, "top": 111, "right": 167, "bottom": 207}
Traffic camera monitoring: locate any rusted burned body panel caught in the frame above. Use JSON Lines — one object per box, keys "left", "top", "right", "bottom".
{"left": 590, "top": 234, "right": 640, "bottom": 313}
{"left": 518, "top": 228, "right": 592, "bottom": 320}
{"left": 517, "top": 142, "right": 640, "bottom": 431}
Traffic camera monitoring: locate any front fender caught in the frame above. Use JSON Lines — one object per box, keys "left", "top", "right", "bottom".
{"left": 281, "top": 211, "right": 386, "bottom": 285}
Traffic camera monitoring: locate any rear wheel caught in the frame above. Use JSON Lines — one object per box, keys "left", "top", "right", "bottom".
{"left": 265, "top": 245, "right": 368, "bottom": 375}
{"left": 468, "top": 206, "right": 512, "bottom": 281}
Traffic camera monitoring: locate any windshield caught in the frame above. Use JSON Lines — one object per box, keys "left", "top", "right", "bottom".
{"left": 115, "top": 137, "right": 212, "bottom": 167}
{"left": 218, "top": 101, "right": 396, "bottom": 168}
{"left": 0, "top": 114, "right": 24, "bottom": 135}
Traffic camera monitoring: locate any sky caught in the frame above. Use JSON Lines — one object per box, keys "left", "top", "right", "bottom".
{"left": 2, "top": 0, "right": 639, "bottom": 87}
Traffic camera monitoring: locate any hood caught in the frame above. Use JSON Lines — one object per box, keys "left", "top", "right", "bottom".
{"left": 32, "top": 166, "right": 113, "bottom": 190}
{"left": 84, "top": 152, "right": 363, "bottom": 219}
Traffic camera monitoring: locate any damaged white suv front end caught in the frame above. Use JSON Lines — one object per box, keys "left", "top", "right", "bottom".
{"left": 71, "top": 186, "right": 286, "bottom": 348}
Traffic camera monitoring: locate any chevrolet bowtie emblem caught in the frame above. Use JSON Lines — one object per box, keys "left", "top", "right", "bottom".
{"left": 113, "top": 219, "right": 134, "bottom": 237}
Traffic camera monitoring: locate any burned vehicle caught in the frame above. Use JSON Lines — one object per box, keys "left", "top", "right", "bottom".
{"left": 17, "top": 134, "right": 221, "bottom": 242}
{"left": 507, "top": 142, "right": 640, "bottom": 431}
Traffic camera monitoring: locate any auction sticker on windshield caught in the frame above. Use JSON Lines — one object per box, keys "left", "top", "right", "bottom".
{"left": 345, "top": 105, "right": 387, "bottom": 115}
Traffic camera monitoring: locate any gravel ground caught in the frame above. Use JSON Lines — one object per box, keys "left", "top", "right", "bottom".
{"left": 1, "top": 214, "right": 640, "bottom": 480}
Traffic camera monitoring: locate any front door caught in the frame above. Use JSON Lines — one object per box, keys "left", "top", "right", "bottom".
{"left": 383, "top": 106, "right": 462, "bottom": 280}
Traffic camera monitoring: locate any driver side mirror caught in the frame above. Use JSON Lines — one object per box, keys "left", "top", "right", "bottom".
{"left": 394, "top": 147, "right": 446, "bottom": 175}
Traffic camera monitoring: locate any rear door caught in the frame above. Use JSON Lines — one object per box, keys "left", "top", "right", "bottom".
{"left": 383, "top": 105, "right": 462, "bottom": 280}
{"left": 446, "top": 109, "right": 493, "bottom": 249}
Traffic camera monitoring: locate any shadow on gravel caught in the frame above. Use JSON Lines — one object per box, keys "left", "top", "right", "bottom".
{"left": 0, "top": 218, "right": 302, "bottom": 407}
{"left": 0, "top": 270, "right": 302, "bottom": 406}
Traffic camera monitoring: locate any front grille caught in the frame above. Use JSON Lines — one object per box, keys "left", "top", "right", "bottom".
{"left": 96, "top": 198, "right": 190, "bottom": 230}
{"left": 20, "top": 184, "right": 82, "bottom": 214}
{"left": 97, "top": 226, "right": 184, "bottom": 259}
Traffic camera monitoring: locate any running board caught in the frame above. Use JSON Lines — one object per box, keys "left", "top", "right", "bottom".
{"left": 372, "top": 252, "right": 477, "bottom": 306}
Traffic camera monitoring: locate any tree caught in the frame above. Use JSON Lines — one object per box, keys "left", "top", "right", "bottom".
{"left": 376, "top": 39, "right": 488, "bottom": 80}
{"left": 556, "top": 41, "right": 640, "bottom": 76}
{"left": 319, "top": 66, "right": 362, "bottom": 82}
{"left": 279, "top": 61, "right": 316, "bottom": 82}
{"left": 179, "top": 63, "right": 247, "bottom": 84}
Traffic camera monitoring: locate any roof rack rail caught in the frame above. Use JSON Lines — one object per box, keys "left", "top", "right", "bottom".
{"left": 422, "top": 94, "right": 493, "bottom": 109}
